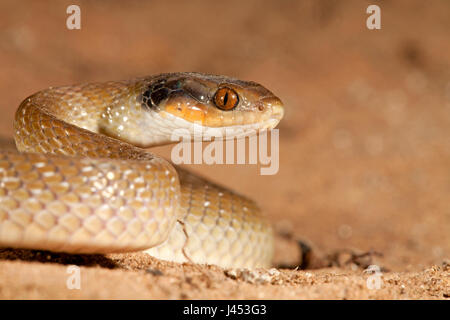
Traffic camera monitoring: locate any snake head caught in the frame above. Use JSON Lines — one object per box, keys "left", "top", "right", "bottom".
{"left": 99, "top": 73, "right": 284, "bottom": 147}
{"left": 139, "top": 72, "right": 284, "bottom": 142}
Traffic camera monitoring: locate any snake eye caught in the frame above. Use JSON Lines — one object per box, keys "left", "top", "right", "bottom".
{"left": 214, "top": 87, "right": 239, "bottom": 111}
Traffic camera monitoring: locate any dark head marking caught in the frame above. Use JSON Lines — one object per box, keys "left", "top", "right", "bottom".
{"left": 142, "top": 79, "right": 169, "bottom": 110}
{"left": 150, "top": 88, "right": 169, "bottom": 106}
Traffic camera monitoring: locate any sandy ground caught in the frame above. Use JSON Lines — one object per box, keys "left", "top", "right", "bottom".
{"left": 0, "top": 0, "right": 449, "bottom": 299}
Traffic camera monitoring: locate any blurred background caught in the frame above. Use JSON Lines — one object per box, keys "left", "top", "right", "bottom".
{"left": 0, "top": 0, "right": 449, "bottom": 270}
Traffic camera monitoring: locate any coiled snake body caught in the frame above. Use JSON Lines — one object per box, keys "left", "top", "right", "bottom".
{"left": 0, "top": 73, "right": 284, "bottom": 268}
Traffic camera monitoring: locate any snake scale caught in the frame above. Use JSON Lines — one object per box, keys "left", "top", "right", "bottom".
{"left": 0, "top": 72, "right": 284, "bottom": 268}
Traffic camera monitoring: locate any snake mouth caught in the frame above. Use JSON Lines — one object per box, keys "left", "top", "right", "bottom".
{"left": 270, "top": 103, "right": 284, "bottom": 122}
{"left": 259, "top": 100, "right": 284, "bottom": 130}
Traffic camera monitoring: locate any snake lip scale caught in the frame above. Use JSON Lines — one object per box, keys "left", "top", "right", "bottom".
{"left": 0, "top": 72, "right": 284, "bottom": 268}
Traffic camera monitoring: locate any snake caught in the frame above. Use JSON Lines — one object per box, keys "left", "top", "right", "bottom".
{"left": 0, "top": 72, "right": 284, "bottom": 268}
